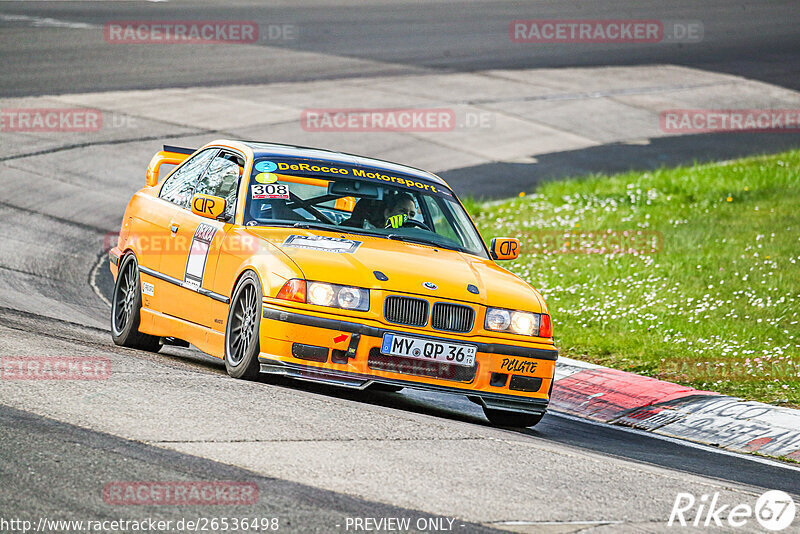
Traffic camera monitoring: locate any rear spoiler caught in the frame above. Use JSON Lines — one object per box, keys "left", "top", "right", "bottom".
{"left": 145, "top": 145, "right": 197, "bottom": 187}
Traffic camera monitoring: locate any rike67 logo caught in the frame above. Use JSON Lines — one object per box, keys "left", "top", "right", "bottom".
{"left": 669, "top": 490, "right": 796, "bottom": 531}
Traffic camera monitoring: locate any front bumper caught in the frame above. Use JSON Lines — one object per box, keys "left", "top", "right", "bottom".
{"left": 259, "top": 305, "right": 556, "bottom": 413}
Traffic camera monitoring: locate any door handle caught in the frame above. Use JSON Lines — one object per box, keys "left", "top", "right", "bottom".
{"left": 170, "top": 224, "right": 179, "bottom": 234}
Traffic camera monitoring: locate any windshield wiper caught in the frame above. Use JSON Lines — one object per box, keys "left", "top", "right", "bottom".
{"left": 292, "top": 222, "right": 339, "bottom": 231}
{"left": 386, "top": 234, "right": 468, "bottom": 253}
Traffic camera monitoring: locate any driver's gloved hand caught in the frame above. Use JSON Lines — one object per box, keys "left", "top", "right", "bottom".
{"left": 385, "top": 214, "right": 408, "bottom": 229}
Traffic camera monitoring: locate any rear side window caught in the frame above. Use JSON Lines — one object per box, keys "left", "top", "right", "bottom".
{"left": 159, "top": 149, "right": 217, "bottom": 208}
{"left": 194, "top": 152, "right": 244, "bottom": 220}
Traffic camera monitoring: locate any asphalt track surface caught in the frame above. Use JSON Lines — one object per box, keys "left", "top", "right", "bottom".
{"left": 1, "top": 0, "right": 799, "bottom": 96}
{"left": 1, "top": 1, "right": 800, "bottom": 532}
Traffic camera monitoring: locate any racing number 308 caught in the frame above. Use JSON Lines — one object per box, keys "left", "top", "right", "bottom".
{"left": 252, "top": 184, "right": 289, "bottom": 199}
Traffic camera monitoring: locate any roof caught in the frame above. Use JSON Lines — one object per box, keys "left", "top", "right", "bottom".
{"left": 242, "top": 140, "right": 450, "bottom": 189}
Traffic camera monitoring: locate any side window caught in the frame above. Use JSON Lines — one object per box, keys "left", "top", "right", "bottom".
{"left": 421, "top": 195, "right": 459, "bottom": 242}
{"left": 194, "top": 152, "right": 244, "bottom": 220}
{"left": 159, "top": 149, "right": 217, "bottom": 208}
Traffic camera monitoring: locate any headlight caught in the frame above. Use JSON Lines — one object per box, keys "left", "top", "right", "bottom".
{"left": 337, "top": 286, "right": 364, "bottom": 309}
{"left": 308, "top": 282, "right": 335, "bottom": 307}
{"left": 485, "top": 308, "right": 511, "bottom": 331}
{"left": 510, "top": 311, "right": 538, "bottom": 336}
{"left": 278, "top": 279, "right": 369, "bottom": 311}
{"left": 485, "top": 307, "right": 549, "bottom": 337}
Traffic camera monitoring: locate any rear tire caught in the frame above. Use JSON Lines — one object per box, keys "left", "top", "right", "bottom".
{"left": 483, "top": 408, "right": 544, "bottom": 428}
{"left": 111, "top": 254, "right": 162, "bottom": 352}
{"left": 224, "top": 271, "right": 262, "bottom": 380}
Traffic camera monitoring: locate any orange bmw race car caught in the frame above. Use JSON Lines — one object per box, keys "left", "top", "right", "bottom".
{"left": 109, "top": 140, "right": 557, "bottom": 427}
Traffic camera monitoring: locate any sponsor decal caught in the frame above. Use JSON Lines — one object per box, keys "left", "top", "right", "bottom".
{"left": 251, "top": 183, "right": 289, "bottom": 199}
{"left": 257, "top": 160, "right": 447, "bottom": 195}
{"left": 283, "top": 234, "right": 361, "bottom": 254}
{"left": 141, "top": 281, "right": 155, "bottom": 296}
{"left": 184, "top": 223, "right": 217, "bottom": 289}
{"left": 500, "top": 358, "right": 538, "bottom": 374}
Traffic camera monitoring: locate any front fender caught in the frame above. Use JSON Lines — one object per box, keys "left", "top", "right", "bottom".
{"left": 212, "top": 228, "right": 305, "bottom": 300}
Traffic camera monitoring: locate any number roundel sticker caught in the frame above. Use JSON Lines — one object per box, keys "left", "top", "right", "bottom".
{"left": 255, "top": 161, "right": 278, "bottom": 173}
{"left": 254, "top": 172, "right": 278, "bottom": 184}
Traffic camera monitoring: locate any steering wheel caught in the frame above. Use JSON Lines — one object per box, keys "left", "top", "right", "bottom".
{"left": 401, "top": 218, "right": 432, "bottom": 232}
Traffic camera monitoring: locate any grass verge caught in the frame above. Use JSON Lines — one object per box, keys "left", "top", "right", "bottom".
{"left": 469, "top": 151, "right": 800, "bottom": 407}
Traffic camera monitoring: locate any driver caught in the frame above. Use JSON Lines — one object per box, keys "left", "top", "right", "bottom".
{"left": 382, "top": 192, "right": 417, "bottom": 229}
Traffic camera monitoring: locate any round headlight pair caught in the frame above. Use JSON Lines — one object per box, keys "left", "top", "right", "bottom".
{"left": 307, "top": 282, "right": 366, "bottom": 310}
{"left": 485, "top": 307, "right": 540, "bottom": 336}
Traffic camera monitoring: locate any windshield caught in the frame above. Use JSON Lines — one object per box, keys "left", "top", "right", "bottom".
{"left": 243, "top": 159, "right": 488, "bottom": 258}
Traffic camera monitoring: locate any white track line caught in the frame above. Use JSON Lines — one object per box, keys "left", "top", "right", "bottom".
{"left": 0, "top": 14, "right": 97, "bottom": 30}
{"left": 89, "top": 253, "right": 111, "bottom": 308}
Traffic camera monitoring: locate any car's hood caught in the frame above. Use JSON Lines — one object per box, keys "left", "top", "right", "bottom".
{"left": 245, "top": 227, "right": 545, "bottom": 312}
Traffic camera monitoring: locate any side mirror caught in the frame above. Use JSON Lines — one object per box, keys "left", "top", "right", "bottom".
{"left": 490, "top": 237, "right": 520, "bottom": 260}
{"left": 191, "top": 194, "right": 227, "bottom": 220}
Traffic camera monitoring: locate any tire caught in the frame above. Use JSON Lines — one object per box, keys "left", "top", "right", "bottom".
{"left": 111, "top": 254, "right": 162, "bottom": 352}
{"left": 224, "top": 271, "right": 262, "bottom": 380}
{"left": 483, "top": 407, "right": 544, "bottom": 428}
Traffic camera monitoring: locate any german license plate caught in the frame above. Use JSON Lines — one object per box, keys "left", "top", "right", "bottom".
{"left": 380, "top": 333, "right": 476, "bottom": 367}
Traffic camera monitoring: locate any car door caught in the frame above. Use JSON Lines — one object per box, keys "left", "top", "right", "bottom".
{"left": 158, "top": 149, "right": 244, "bottom": 328}
{"left": 139, "top": 147, "right": 217, "bottom": 312}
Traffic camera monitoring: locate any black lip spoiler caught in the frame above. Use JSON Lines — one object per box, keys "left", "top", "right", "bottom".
{"left": 163, "top": 145, "right": 195, "bottom": 155}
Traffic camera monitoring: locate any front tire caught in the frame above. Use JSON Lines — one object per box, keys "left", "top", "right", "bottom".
{"left": 224, "top": 271, "right": 262, "bottom": 380}
{"left": 483, "top": 408, "right": 544, "bottom": 428}
{"left": 111, "top": 254, "right": 162, "bottom": 352}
